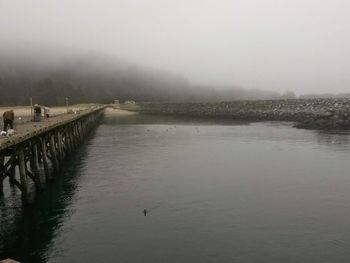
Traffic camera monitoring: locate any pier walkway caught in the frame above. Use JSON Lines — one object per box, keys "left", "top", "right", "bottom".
{"left": 0, "top": 106, "right": 104, "bottom": 151}
{"left": 0, "top": 105, "right": 105, "bottom": 202}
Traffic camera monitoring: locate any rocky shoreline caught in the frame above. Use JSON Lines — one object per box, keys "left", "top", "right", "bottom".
{"left": 123, "top": 99, "right": 350, "bottom": 130}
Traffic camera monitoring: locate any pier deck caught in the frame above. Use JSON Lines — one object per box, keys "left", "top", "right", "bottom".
{"left": 0, "top": 105, "right": 105, "bottom": 202}
{"left": 0, "top": 106, "right": 103, "bottom": 151}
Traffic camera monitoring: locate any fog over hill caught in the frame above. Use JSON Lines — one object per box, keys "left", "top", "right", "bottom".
{"left": 2, "top": 0, "right": 350, "bottom": 101}
{"left": 1, "top": 47, "right": 348, "bottom": 106}
{"left": 0, "top": 47, "right": 291, "bottom": 105}
{"left": 4, "top": 46, "right": 350, "bottom": 105}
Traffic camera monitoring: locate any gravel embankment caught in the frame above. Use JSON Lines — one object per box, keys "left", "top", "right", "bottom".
{"left": 124, "top": 99, "right": 350, "bottom": 130}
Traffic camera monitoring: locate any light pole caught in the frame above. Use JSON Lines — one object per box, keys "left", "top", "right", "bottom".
{"left": 66, "top": 97, "right": 69, "bottom": 113}
{"left": 30, "top": 97, "right": 33, "bottom": 121}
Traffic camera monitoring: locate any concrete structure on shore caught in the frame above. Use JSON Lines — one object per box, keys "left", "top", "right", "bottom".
{"left": 0, "top": 106, "right": 105, "bottom": 202}
{"left": 124, "top": 99, "right": 350, "bottom": 130}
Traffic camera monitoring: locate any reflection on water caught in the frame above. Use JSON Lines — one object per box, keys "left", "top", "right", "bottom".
{"left": 103, "top": 113, "right": 253, "bottom": 126}
{"left": 0, "top": 141, "right": 92, "bottom": 262}
{"left": 315, "top": 130, "right": 350, "bottom": 152}
{"left": 1, "top": 114, "right": 350, "bottom": 263}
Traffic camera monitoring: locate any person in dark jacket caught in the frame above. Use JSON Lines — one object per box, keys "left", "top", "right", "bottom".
{"left": 33, "top": 104, "right": 42, "bottom": 122}
{"left": 3, "top": 110, "right": 14, "bottom": 131}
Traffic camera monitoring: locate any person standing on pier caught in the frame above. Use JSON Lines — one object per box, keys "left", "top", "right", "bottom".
{"left": 44, "top": 105, "right": 50, "bottom": 118}
{"left": 2, "top": 110, "right": 14, "bottom": 132}
{"left": 33, "top": 104, "right": 42, "bottom": 122}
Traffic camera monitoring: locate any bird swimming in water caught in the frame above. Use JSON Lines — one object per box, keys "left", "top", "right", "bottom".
{"left": 142, "top": 204, "right": 161, "bottom": 216}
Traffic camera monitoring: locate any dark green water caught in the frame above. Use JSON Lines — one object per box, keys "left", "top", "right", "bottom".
{"left": 1, "top": 114, "right": 350, "bottom": 263}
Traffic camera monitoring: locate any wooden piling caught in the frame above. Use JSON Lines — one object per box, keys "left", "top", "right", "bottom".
{"left": 65, "top": 132, "right": 71, "bottom": 153}
{"left": 49, "top": 134, "right": 59, "bottom": 171}
{"left": 31, "top": 143, "right": 44, "bottom": 190}
{"left": 31, "top": 143, "right": 40, "bottom": 172}
{"left": 0, "top": 154, "right": 4, "bottom": 194}
{"left": 41, "top": 137, "right": 50, "bottom": 180}
{"left": 8, "top": 161, "right": 16, "bottom": 186}
{"left": 56, "top": 131, "right": 64, "bottom": 162}
{"left": 18, "top": 147, "right": 29, "bottom": 200}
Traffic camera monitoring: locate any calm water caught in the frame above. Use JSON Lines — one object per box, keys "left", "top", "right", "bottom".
{"left": 1, "top": 114, "right": 350, "bottom": 263}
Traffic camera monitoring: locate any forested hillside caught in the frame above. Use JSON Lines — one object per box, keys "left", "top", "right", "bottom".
{"left": 0, "top": 48, "right": 286, "bottom": 105}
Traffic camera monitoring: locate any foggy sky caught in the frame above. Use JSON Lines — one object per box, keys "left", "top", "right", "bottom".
{"left": 1, "top": 0, "right": 350, "bottom": 94}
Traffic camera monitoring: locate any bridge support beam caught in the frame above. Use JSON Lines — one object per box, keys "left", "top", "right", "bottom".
{"left": 49, "top": 134, "right": 59, "bottom": 171}
{"left": 18, "top": 147, "right": 29, "bottom": 201}
{"left": 41, "top": 137, "right": 50, "bottom": 180}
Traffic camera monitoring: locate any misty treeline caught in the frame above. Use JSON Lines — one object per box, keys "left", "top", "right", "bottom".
{"left": 0, "top": 48, "right": 346, "bottom": 106}
{"left": 0, "top": 49, "right": 193, "bottom": 105}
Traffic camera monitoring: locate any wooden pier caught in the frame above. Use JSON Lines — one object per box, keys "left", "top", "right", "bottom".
{"left": 0, "top": 106, "right": 105, "bottom": 202}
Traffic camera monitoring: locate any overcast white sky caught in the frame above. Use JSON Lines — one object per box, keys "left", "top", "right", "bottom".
{"left": 1, "top": 0, "right": 350, "bottom": 94}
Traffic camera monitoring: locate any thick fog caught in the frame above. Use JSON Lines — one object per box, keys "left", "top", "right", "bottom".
{"left": 1, "top": 0, "right": 350, "bottom": 97}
